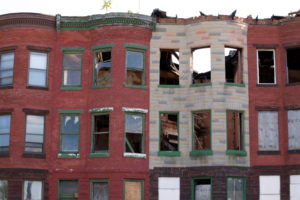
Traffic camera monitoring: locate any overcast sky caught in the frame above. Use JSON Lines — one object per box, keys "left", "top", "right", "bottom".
{"left": 0, "top": 0, "right": 299, "bottom": 19}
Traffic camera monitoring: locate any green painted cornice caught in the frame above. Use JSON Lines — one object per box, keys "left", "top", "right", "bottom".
{"left": 56, "top": 13, "right": 155, "bottom": 31}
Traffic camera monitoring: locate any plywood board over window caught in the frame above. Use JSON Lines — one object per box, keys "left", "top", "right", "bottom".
{"left": 258, "top": 111, "right": 279, "bottom": 151}
{"left": 288, "top": 110, "right": 300, "bottom": 150}
{"left": 158, "top": 177, "right": 180, "bottom": 200}
{"left": 124, "top": 179, "right": 143, "bottom": 200}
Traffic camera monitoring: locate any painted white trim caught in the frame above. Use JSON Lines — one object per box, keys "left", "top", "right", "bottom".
{"left": 89, "top": 107, "right": 114, "bottom": 113}
{"left": 122, "top": 107, "right": 148, "bottom": 113}
{"left": 123, "top": 152, "right": 146, "bottom": 158}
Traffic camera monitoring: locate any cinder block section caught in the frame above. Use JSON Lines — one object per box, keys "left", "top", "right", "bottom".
{"left": 149, "top": 21, "right": 249, "bottom": 169}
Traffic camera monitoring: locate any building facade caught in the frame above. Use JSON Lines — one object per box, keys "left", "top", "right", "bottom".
{"left": 0, "top": 9, "right": 300, "bottom": 200}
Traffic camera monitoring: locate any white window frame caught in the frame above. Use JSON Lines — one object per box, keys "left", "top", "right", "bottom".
{"left": 23, "top": 180, "right": 43, "bottom": 200}
{"left": 28, "top": 51, "right": 48, "bottom": 87}
{"left": 256, "top": 49, "right": 276, "bottom": 85}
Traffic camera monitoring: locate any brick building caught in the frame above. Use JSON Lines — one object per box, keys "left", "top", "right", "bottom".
{"left": 0, "top": 9, "right": 300, "bottom": 200}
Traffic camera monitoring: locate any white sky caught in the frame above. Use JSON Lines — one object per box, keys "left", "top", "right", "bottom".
{"left": 0, "top": 0, "right": 299, "bottom": 19}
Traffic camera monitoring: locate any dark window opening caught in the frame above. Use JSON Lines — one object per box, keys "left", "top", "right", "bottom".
{"left": 94, "top": 51, "right": 111, "bottom": 86}
{"left": 160, "top": 50, "right": 179, "bottom": 85}
{"left": 287, "top": 48, "right": 300, "bottom": 83}
{"left": 227, "top": 111, "right": 243, "bottom": 151}
{"left": 160, "top": 113, "right": 178, "bottom": 151}
{"left": 93, "top": 115, "right": 109, "bottom": 151}
{"left": 59, "top": 180, "right": 78, "bottom": 200}
{"left": 258, "top": 50, "right": 275, "bottom": 84}
{"left": 225, "top": 47, "right": 243, "bottom": 84}
{"left": 192, "top": 48, "right": 211, "bottom": 84}
{"left": 193, "top": 112, "right": 211, "bottom": 150}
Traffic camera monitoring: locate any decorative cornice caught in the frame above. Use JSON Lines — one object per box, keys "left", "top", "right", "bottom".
{"left": 0, "top": 13, "right": 55, "bottom": 29}
{"left": 57, "top": 13, "right": 155, "bottom": 31}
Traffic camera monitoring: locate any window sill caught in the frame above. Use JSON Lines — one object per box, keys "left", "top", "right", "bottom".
{"left": 26, "top": 85, "right": 48, "bottom": 90}
{"left": 125, "top": 84, "right": 147, "bottom": 89}
{"left": 0, "top": 152, "right": 9, "bottom": 157}
{"left": 190, "top": 82, "right": 212, "bottom": 87}
{"left": 158, "top": 85, "right": 181, "bottom": 88}
{"left": 124, "top": 152, "right": 146, "bottom": 158}
{"left": 23, "top": 152, "right": 46, "bottom": 158}
{"left": 256, "top": 83, "right": 277, "bottom": 87}
{"left": 286, "top": 82, "right": 300, "bottom": 86}
{"left": 58, "top": 153, "right": 80, "bottom": 158}
{"left": 89, "top": 152, "right": 110, "bottom": 158}
{"left": 226, "top": 150, "right": 247, "bottom": 156}
{"left": 158, "top": 151, "right": 181, "bottom": 157}
{"left": 224, "top": 82, "right": 245, "bottom": 87}
{"left": 190, "top": 150, "right": 213, "bottom": 156}
{"left": 92, "top": 84, "right": 111, "bottom": 89}
{"left": 0, "top": 85, "right": 13, "bottom": 89}
{"left": 257, "top": 150, "right": 280, "bottom": 155}
{"left": 60, "top": 86, "right": 82, "bottom": 90}
{"left": 288, "top": 150, "right": 300, "bottom": 154}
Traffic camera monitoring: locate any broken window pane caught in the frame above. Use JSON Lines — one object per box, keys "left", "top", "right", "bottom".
{"left": 194, "top": 178, "right": 211, "bottom": 200}
{"left": 124, "top": 180, "right": 143, "bottom": 200}
{"left": 59, "top": 180, "right": 78, "bottom": 200}
{"left": 25, "top": 115, "right": 45, "bottom": 153}
{"left": 126, "top": 50, "right": 144, "bottom": 86}
{"left": 192, "top": 48, "right": 211, "bottom": 84}
{"left": 287, "top": 48, "right": 300, "bottom": 83}
{"left": 92, "top": 182, "right": 109, "bottom": 200}
{"left": 93, "top": 115, "right": 109, "bottom": 152}
{"left": 288, "top": 110, "right": 300, "bottom": 150}
{"left": 0, "top": 115, "right": 11, "bottom": 153}
{"left": 193, "top": 112, "right": 211, "bottom": 150}
{"left": 227, "top": 111, "right": 243, "bottom": 151}
{"left": 227, "top": 177, "right": 244, "bottom": 200}
{"left": 23, "top": 180, "right": 42, "bottom": 200}
{"left": 28, "top": 52, "right": 48, "bottom": 87}
{"left": 0, "top": 52, "right": 14, "bottom": 86}
{"left": 94, "top": 51, "right": 111, "bottom": 86}
{"left": 0, "top": 180, "right": 8, "bottom": 200}
{"left": 61, "top": 115, "right": 80, "bottom": 153}
{"left": 257, "top": 50, "right": 275, "bottom": 84}
{"left": 125, "top": 114, "right": 144, "bottom": 153}
{"left": 158, "top": 177, "right": 180, "bottom": 200}
{"left": 225, "top": 47, "right": 243, "bottom": 84}
{"left": 258, "top": 111, "right": 279, "bottom": 151}
{"left": 160, "top": 113, "right": 178, "bottom": 151}
{"left": 160, "top": 50, "right": 179, "bottom": 85}
{"left": 63, "top": 54, "right": 82, "bottom": 86}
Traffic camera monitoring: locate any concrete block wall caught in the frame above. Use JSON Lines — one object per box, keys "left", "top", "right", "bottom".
{"left": 149, "top": 20, "right": 249, "bottom": 169}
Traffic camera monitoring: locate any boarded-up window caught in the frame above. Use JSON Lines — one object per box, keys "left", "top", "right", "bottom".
{"left": 193, "top": 111, "right": 211, "bottom": 150}
{"left": 257, "top": 50, "right": 276, "bottom": 84}
{"left": 62, "top": 53, "right": 82, "bottom": 86}
{"left": 126, "top": 50, "right": 144, "bottom": 86}
{"left": 94, "top": 51, "right": 111, "bottom": 86}
{"left": 258, "top": 111, "right": 279, "bottom": 151}
{"left": 0, "top": 115, "right": 11, "bottom": 153}
{"left": 193, "top": 178, "right": 211, "bottom": 200}
{"left": 192, "top": 48, "right": 211, "bottom": 84}
{"left": 160, "top": 113, "right": 179, "bottom": 151}
{"left": 91, "top": 181, "right": 109, "bottom": 200}
{"left": 227, "top": 177, "right": 245, "bottom": 200}
{"left": 59, "top": 180, "right": 78, "bottom": 200}
{"left": 23, "top": 180, "right": 42, "bottom": 200}
{"left": 160, "top": 50, "right": 179, "bottom": 85}
{"left": 125, "top": 114, "right": 144, "bottom": 153}
{"left": 227, "top": 111, "right": 243, "bottom": 151}
{"left": 288, "top": 110, "right": 300, "bottom": 150}
{"left": 124, "top": 180, "right": 143, "bottom": 200}
{"left": 0, "top": 180, "right": 8, "bottom": 200}
{"left": 259, "top": 176, "right": 280, "bottom": 200}
{"left": 290, "top": 175, "right": 300, "bottom": 200}
{"left": 225, "top": 47, "right": 243, "bottom": 84}
{"left": 25, "top": 115, "right": 45, "bottom": 153}
{"left": 93, "top": 114, "right": 109, "bottom": 152}
{"left": 287, "top": 48, "right": 300, "bottom": 83}
{"left": 158, "top": 177, "right": 180, "bottom": 200}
